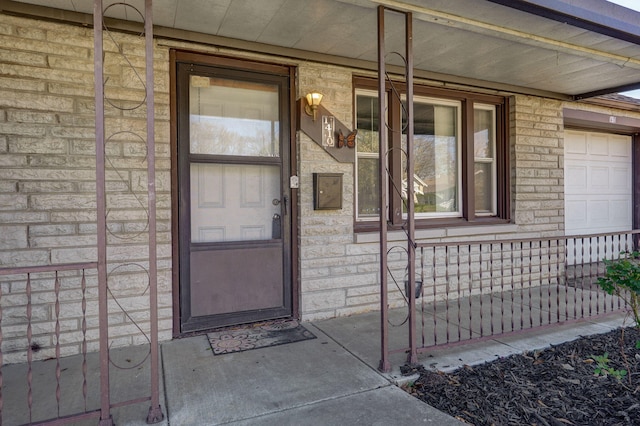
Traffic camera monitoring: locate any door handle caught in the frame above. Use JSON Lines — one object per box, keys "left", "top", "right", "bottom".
{"left": 272, "top": 214, "right": 281, "bottom": 239}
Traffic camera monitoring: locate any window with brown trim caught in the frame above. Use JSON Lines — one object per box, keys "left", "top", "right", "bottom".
{"left": 354, "top": 77, "right": 510, "bottom": 231}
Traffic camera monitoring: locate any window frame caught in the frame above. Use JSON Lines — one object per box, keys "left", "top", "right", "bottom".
{"left": 353, "top": 76, "right": 510, "bottom": 232}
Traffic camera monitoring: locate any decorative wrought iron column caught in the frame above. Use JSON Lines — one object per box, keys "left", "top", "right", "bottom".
{"left": 144, "top": 0, "right": 164, "bottom": 422}
{"left": 378, "top": 5, "right": 416, "bottom": 372}
{"left": 377, "top": 4, "right": 391, "bottom": 374}
{"left": 93, "top": 0, "right": 163, "bottom": 423}
{"left": 93, "top": 2, "right": 112, "bottom": 424}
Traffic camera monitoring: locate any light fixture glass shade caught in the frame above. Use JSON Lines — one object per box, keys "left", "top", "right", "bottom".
{"left": 306, "top": 92, "right": 323, "bottom": 107}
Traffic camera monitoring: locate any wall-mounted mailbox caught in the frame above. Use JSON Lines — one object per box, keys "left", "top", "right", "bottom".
{"left": 313, "top": 173, "right": 343, "bottom": 210}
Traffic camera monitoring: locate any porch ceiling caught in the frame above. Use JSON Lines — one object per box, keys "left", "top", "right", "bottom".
{"left": 7, "top": 0, "right": 640, "bottom": 99}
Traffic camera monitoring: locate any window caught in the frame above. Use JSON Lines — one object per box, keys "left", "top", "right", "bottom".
{"left": 474, "top": 104, "right": 497, "bottom": 216}
{"left": 356, "top": 93, "right": 381, "bottom": 219}
{"left": 354, "top": 78, "right": 509, "bottom": 229}
{"left": 402, "top": 96, "right": 462, "bottom": 217}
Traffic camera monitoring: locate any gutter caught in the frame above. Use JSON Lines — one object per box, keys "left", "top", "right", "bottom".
{"left": 486, "top": 0, "right": 640, "bottom": 99}
{"left": 486, "top": 0, "right": 640, "bottom": 45}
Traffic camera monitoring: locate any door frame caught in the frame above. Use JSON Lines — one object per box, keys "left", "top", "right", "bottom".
{"left": 169, "top": 50, "right": 299, "bottom": 336}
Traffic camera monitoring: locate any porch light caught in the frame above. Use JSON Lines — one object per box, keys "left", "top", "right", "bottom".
{"left": 304, "top": 91, "right": 323, "bottom": 121}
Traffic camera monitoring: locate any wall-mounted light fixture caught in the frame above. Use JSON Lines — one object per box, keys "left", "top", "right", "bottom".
{"left": 304, "top": 91, "right": 323, "bottom": 121}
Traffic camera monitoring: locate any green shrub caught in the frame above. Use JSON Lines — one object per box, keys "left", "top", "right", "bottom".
{"left": 597, "top": 251, "right": 640, "bottom": 328}
{"left": 590, "top": 352, "right": 628, "bottom": 380}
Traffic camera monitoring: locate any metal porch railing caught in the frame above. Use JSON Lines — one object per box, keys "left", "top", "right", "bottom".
{"left": 0, "top": 262, "right": 161, "bottom": 425}
{"left": 382, "top": 230, "right": 638, "bottom": 365}
{"left": 374, "top": 4, "right": 636, "bottom": 372}
{"left": 0, "top": 1, "right": 162, "bottom": 424}
{"left": 0, "top": 264, "right": 100, "bottom": 425}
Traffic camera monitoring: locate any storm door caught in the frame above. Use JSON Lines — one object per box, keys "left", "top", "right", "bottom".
{"left": 177, "top": 60, "right": 292, "bottom": 332}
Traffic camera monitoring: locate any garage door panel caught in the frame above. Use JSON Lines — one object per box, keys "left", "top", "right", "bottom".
{"left": 611, "top": 167, "right": 631, "bottom": 191}
{"left": 588, "top": 200, "right": 609, "bottom": 223}
{"left": 611, "top": 199, "right": 631, "bottom": 222}
{"left": 565, "top": 199, "right": 587, "bottom": 229}
{"left": 589, "top": 134, "right": 608, "bottom": 155}
{"left": 565, "top": 131, "right": 587, "bottom": 154}
{"left": 610, "top": 135, "right": 632, "bottom": 157}
{"left": 566, "top": 196, "right": 631, "bottom": 232}
{"left": 565, "top": 165, "right": 587, "bottom": 191}
{"left": 589, "top": 166, "right": 609, "bottom": 189}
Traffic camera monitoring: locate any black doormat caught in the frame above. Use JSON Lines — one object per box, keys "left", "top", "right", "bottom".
{"left": 207, "top": 319, "right": 316, "bottom": 355}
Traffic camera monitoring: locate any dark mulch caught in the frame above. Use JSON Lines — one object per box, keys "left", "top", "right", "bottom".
{"left": 404, "top": 327, "right": 640, "bottom": 425}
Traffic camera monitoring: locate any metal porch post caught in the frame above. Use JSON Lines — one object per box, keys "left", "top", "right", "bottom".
{"left": 93, "top": 1, "right": 113, "bottom": 424}
{"left": 378, "top": 5, "right": 417, "bottom": 371}
{"left": 405, "top": 11, "right": 417, "bottom": 365}
{"left": 378, "top": 5, "right": 391, "bottom": 373}
{"left": 145, "top": 0, "right": 164, "bottom": 422}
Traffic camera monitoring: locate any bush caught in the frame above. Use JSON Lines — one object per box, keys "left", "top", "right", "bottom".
{"left": 597, "top": 251, "right": 640, "bottom": 328}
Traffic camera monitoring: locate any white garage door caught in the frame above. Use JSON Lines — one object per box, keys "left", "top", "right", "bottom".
{"left": 565, "top": 129, "right": 632, "bottom": 235}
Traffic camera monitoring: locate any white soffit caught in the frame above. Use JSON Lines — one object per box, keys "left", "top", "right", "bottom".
{"left": 6, "top": 0, "right": 640, "bottom": 97}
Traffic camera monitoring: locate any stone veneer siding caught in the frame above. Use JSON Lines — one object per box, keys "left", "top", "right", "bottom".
{"left": 0, "top": 14, "right": 173, "bottom": 363}
{"left": 2, "top": 13, "right": 640, "bottom": 360}
{"left": 512, "top": 96, "right": 565, "bottom": 237}
{"left": 297, "top": 92, "right": 571, "bottom": 321}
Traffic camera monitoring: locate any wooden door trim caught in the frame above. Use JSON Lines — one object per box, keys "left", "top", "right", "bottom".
{"left": 288, "top": 65, "right": 300, "bottom": 320}
{"left": 174, "top": 50, "right": 292, "bottom": 76}
{"left": 170, "top": 49, "right": 180, "bottom": 336}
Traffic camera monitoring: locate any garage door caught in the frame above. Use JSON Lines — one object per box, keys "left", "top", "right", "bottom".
{"left": 564, "top": 130, "right": 632, "bottom": 261}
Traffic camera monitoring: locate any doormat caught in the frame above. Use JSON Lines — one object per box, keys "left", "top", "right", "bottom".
{"left": 207, "top": 319, "right": 316, "bottom": 355}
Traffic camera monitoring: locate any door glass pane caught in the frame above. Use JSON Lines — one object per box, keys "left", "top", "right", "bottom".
{"left": 190, "top": 163, "right": 281, "bottom": 243}
{"left": 403, "top": 99, "right": 460, "bottom": 216}
{"left": 189, "top": 76, "right": 280, "bottom": 157}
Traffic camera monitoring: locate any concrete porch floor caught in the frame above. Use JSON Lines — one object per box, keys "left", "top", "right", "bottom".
{"left": 2, "top": 308, "right": 630, "bottom": 425}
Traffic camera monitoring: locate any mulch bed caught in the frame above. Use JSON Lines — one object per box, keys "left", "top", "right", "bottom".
{"left": 404, "top": 327, "right": 640, "bottom": 425}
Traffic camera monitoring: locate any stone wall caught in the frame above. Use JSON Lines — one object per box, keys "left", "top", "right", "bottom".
{"left": 296, "top": 92, "right": 570, "bottom": 320}
{"left": 2, "top": 12, "right": 640, "bottom": 360}
{"left": 296, "top": 64, "right": 386, "bottom": 320}
{"left": 511, "top": 96, "right": 565, "bottom": 236}
{"left": 0, "top": 14, "right": 172, "bottom": 363}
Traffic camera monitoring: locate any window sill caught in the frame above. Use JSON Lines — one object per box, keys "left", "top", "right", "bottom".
{"left": 353, "top": 222, "right": 518, "bottom": 244}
